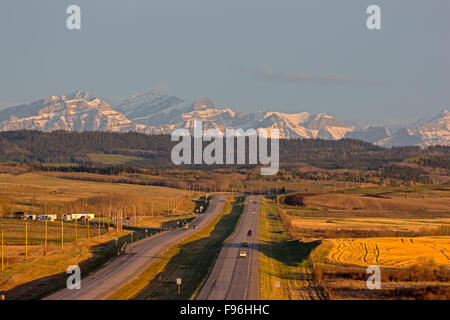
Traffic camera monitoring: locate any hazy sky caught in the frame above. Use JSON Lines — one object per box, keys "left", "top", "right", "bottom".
{"left": 1, "top": 0, "right": 449, "bottom": 125}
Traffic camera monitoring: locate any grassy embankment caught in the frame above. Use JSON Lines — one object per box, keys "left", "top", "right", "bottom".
{"left": 0, "top": 220, "right": 140, "bottom": 299}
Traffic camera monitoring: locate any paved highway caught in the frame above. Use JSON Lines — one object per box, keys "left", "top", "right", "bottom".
{"left": 44, "top": 194, "right": 226, "bottom": 300}
{"left": 196, "top": 195, "right": 260, "bottom": 300}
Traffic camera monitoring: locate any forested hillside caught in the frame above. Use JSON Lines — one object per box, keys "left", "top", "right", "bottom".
{"left": 0, "top": 130, "right": 449, "bottom": 170}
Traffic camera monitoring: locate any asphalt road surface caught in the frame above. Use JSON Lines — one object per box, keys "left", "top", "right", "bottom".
{"left": 196, "top": 195, "right": 260, "bottom": 300}
{"left": 44, "top": 194, "right": 226, "bottom": 300}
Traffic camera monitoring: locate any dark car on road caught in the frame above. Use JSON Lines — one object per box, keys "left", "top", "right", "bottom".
{"left": 247, "top": 229, "right": 252, "bottom": 237}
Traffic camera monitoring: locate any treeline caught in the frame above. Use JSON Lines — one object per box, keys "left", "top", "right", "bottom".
{"left": 412, "top": 156, "right": 450, "bottom": 170}
{"left": 251, "top": 165, "right": 432, "bottom": 185}
{"left": 380, "top": 165, "right": 431, "bottom": 184}
{"left": 0, "top": 130, "right": 449, "bottom": 170}
{"left": 0, "top": 130, "right": 171, "bottom": 164}
{"left": 33, "top": 164, "right": 144, "bottom": 175}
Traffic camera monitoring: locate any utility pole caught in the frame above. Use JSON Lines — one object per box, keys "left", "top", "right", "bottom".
{"left": 109, "top": 201, "right": 112, "bottom": 227}
{"left": 120, "top": 209, "right": 123, "bottom": 232}
{"left": 25, "top": 220, "right": 28, "bottom": 260}
{"left": 177, "top": 278, "right": 181, "bottom": 295}
{"left": 1, "top": 228, "right": 4, "bottom": 271}
{"left": 44, "top": 219, "right": 47, "bottom": 256}
{"left": 75, "top": 217, "right": 78, "bottom": 243}
{"left": 61, "top": 218, "right": 64, "bottom": 249}
{"left": 138, "top": 206, "right": 141, "bottom": 229}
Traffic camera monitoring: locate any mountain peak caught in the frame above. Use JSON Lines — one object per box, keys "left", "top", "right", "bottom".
{"left": 64, "top": 90, "right": 93, "bottom": 100}
{"left": 192, "top": 97, "right": 216, "bottom": 111}
{"left": 126, "top": 89, "right": 168, "bottom": 102}
{"left": 1, "top": 91, "right": 449, "bottom": 147}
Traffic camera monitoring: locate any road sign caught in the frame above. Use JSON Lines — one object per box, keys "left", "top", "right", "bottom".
{"left": 177, "top": 277, "right": 182, "bottom": 295}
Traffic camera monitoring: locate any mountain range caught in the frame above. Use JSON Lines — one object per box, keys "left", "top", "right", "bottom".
{"left": 0, "top": 90, "right": 448, "bottom": 147}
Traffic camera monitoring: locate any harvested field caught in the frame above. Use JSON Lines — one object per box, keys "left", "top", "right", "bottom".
{"left": 325, "top": 237, "right": 450, "bottom": 268}
{"left": 290, "top": 217, "right": 450, "bottom": 237}
{"left": 302, "top": 193, "right": 450, "bottom": 211}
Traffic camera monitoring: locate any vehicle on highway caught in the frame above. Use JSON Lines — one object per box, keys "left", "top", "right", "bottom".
{"left": 243, "top": 242, "right": 249, "bottom": 247}
{"left": 37, "top": 214, "right": 57, "bottom": 221}
{"left": 239, "top": 250, "right": 247, "bottom": 258}
{"left": 247, "top": 229, "right": 252, "bottom": 237}
{"left": 21, "top": 215, "right": 36, "bottom": 220}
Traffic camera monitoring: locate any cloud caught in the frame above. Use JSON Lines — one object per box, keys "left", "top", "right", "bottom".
{"left": 244, "top": 65, "right": 380, "bottom": 86}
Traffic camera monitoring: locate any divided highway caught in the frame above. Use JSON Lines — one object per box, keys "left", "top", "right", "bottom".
{"left": 45, "top": 194, "right": 227, "bottom": 300}
{"left": 196, "top": 195, "right": 260, "bottom": 300}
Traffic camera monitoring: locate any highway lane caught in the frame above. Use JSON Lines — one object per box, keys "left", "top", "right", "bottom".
{"left": 196, "top": 195, "right": 260, "bottom": 300}
{"left": 44, "top": 194, "right": 226, "bottom": 300}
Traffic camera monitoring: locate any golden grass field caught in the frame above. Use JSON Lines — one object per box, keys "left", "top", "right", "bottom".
{"left": 0, "top": 225, "right": 134, "bottom": 299}
{"left": 302, "top": 192, "right": 450, "bottom": 211}
{"left": 274, "top": 184, "right": 450, "bottom": 299}
{"left": 0, "top": 172, "right": 196, "bottom": 216}
{"left": 324, "top": 237, "right": 450, "bottom": 268}
{"left": 290, "top": 217, "right": 450, "bottom": 234}
{"left": 282, "top": 184, "right": 450, "bottom": 238}
{"left": 0, "top": 172, "right": 205, "bottom": 299}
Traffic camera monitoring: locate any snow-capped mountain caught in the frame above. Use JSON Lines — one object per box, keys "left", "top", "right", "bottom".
{"left": 412, "top": 109, "right": 450, "bottom": 146}
{"left": 116, "top": 91, "right": 354, "bottom": 140}
{"left": 0, "top": 91, "right": 149, "bottom": 133}
{"left": 114, "top": 90, "right": 189, "bottom": 126}
{"left": 345, "top": 127, "right": 391, "bottom": 144}
{"left": 0, "top": 90, "right": 448, "bottom": 147}
{"left": 370, "top": 109, "right": 450, "bottom": 147}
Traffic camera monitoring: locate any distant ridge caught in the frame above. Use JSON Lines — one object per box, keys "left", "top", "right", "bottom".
{"left": 0, "top": 90, "right": 448, "bottom": 147}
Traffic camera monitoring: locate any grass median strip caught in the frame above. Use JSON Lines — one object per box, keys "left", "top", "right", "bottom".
{"left": 259, "top": 197, "right": 325, "bottom": 300}
{"left": 107, "top": 196, "right": 245, "bottom": 300}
